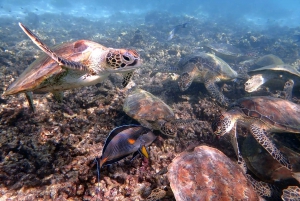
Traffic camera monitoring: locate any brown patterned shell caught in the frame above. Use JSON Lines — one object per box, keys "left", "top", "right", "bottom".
{"left": 177, "top": 52, "right": 237, "bottom": 80}
{"left": 235, "top": 96, "right": 300, "bottom": 132}
{"left": 123, "top": 89, "right": 174, "bottom": 122}
{"left": 249, "top": 64, "right": 300, "bottom": 77}
{"left": 167, "top": 145, "right": 260, "bottom": 200}
{"left": 4, "top": 40, "right": 107, "bottom": 95}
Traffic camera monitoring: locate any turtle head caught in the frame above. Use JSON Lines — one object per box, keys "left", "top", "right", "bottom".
{"left": 244, "top": 74, "right": 264, "bottom": 93}
{"left": 158, "top": 120, "right": 177, "bottom": 137}
{"left": 178, "top": 72, "right": 193, "bottom": 91}
{"left": 213, "top": 111, "right": 237, "bottom": 136}
{"left": 106, "top": 48, "right": 141, "bottom": 72}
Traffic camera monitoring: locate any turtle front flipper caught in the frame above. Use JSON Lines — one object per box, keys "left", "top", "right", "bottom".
{"left": 250, "top": 123, "right": 292, "bottom": 170}
{"left": 122, "top": 71, "right": 134, "bottom": 88}
{"left": 52, "top": 91, "right": 64, "bottom": 102}
{"left": 281, "top": 186, "right": 300, "bottom": 201}
{"left": 19, "top": 23, "right": 93, "bottom": 74}
{"left": 245, "top": 174, "right": 273, "bottom": 198}
{"left": 283, "top": 79, "right": 294, "bottom": 101}
{"left": 204, "top": 79, "right": 229, "bottom": 106}
{"left": 25, "top": 91, "right": 35, "bottom": 112}
{"left": 229, "top": 123, "right": 246, "bottom": 172}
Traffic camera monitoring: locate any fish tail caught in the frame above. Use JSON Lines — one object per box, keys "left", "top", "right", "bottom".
{"left": 94, "top": 158, "right": 101, "bottom": 196}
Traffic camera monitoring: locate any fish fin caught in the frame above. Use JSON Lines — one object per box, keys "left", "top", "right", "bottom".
{"left": 292, "top": 172, "right": 300, "bottom": 183}
{"left": 94, "top": 158, "right": 101, "bottom": 195}
{"left": 18, "top": 23, "right": 93, "bottom": 74}
{"left": 103, "top": 125, "right": 139, "bottom": 152}
{"left": 139, "top": 145, "right": 149, "bottom": 159}
{"left": 167, "top": 29, "right": 175, "bottom": 41}
{"left": 99, "top": 157, "right": 108, "bottom": 168}
{"left": 130, "top": 151, "right": 140, "bottom": 162}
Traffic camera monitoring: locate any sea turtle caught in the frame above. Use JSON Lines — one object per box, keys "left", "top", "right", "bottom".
{"left": 123, "top": 88, "right": 190, "bottom": 137}
{"left": 214, "top": 96, "right": 300, "bottom": 173}
{"left": 244, "top": 64, "right": 300, "bottom": 100}
{"left": 3, "top": 23, "right": 141, "bottom": 111}
{"left": 203, "top": 43, "right": 248, "bottom": 63}
{"left": 167, "top": 145, "right": 260, "bottom": 200}
{"left": 241, "top": 134, "right": 300, "bottom": 200}
{"left": 254, "top": 54, "right": 284, "bottom": 67}
{"left": 176, "top": 52, "right": 241, "bottom": 106}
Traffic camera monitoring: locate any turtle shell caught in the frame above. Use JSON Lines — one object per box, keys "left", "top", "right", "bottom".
{"left": 204, "top": 43, "right": 242, "bottom": 57}
{"left": 254, "top": 54, "right": 284, "bottom": 67}
{"left": 123, "top": 89, "right": 174, "bottom": 123}
{"left": 234, "top": 96, "right": 300, "bottom": 133}
{"left": 248, "top": 64, "right": 300, "bottom": 77}
{"left": 177, "top": 52, "right": 237, "bottom": 80}
{"left": 4, "top": 40, "right": 107, "bottom": 95}
{"left": 167, "top": 145, "right": 260, "bottom": 200}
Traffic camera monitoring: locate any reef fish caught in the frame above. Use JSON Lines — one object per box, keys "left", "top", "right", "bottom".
{"left": 99, "top": 125, "right": 157, "bottom": 168}
{"left": 168, "top": 22, "right": 188, "bottom": 41}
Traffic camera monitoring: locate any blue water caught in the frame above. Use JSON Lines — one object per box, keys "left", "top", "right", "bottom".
{"left": 1, "top": 0, "right": 300, "bottom": 28}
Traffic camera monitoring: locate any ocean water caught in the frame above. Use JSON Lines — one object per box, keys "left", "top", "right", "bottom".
{"left": 1, "top": 0, "right": 300, "bottom": 200}
{"left": 1, "top": 0, "right": 300, "bottom": 27}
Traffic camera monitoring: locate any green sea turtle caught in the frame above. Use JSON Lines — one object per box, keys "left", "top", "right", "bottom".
{"left": 176, "top": 52, "right": 241, "bottom": 106}
{"left": 244, "top": 64, "right": 300, "bottom": 100}
{"left": 3, "top": 23, "right": 141, "bottom": 111}
{"left": 214, "top": 96, "right": 300, "bottom": 173}
{"left": 123, "top": 88, "right": 190, "bottom": 137}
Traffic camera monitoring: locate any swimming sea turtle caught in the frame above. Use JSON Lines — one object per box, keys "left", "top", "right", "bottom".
{"left": 244, "top": 64, "right": 300, "bottom": 100}
{"left": 241, "top": 134, "right": 300, "bottom": 200}
{"left": 214, "top": 96, "right": 300, "bottom": 173}
{"left": 177, "top": 52, "right": 240, "bottom": 106}
{"left": 3, "top": 23, "right": 141, "bottom": 111}
{"left": 123, "top": 88, "right": 190, "bottom": 137}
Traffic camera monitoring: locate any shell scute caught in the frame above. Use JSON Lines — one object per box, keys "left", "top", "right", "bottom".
{"left": 5, "top": 40, "right": 106, "bottom": 95}
{"left": 237, "top": 97, "right": 300, "bottom": 132}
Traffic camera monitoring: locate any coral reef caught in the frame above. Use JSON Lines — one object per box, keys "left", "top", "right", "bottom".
{"left": 0, "top": 10, "right": 300, "bottom": 200}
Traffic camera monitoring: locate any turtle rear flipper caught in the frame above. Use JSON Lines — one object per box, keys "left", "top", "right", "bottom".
{"left": 250, "top": 123, "right": 292, "bottom": 170}
{"left": 19, "top": 23, "right": 93, "bottom": 74}
{"left": 281, "top": 186, "right": 300, "bottom": 201}
{"left": 204, "top": 79, "right": 229, "bottom": 107}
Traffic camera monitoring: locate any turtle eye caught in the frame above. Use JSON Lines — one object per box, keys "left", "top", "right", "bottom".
{"left": 123, "top": 55, "right": 130, "bottom": 61}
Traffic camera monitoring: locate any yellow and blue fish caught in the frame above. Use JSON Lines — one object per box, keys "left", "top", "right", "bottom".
{"left": 99, "top": 124, "right": 157, "bottom": 168}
